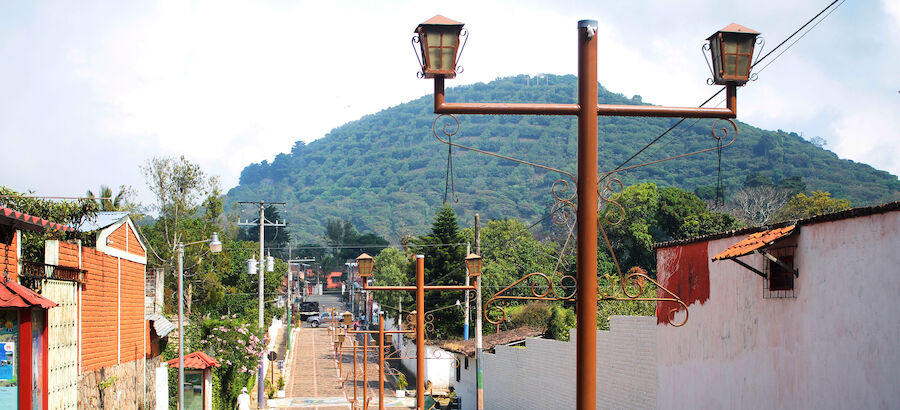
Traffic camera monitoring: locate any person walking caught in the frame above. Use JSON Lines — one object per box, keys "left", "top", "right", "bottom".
{"left": 236, "top": 387, "right": 251, "bottom": 410}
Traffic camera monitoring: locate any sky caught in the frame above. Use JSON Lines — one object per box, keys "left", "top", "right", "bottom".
{"left": 2, "top": 0, "right": 898, "bottom": 208}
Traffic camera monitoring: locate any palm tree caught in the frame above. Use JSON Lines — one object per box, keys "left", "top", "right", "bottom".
{"left": 85, "top": 185, "right": 128, "bottom": 211}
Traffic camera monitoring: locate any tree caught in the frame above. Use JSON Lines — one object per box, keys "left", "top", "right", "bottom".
{"left": 773, "top": 191, "right": 851, "bottom": 222}
{"left": 777, "top": 176, "right": 807, "bottom": 197}
{"left": 722, "top": 185, "right": 791, "bottom": 226}
{"left": 0, "top": 186, "right": 99, "bottom": 260}
{"left": 371, "top": 247, "right": 413, "bottom": 315}
{"left": 409, "top": 204, "right": 467, "bottom": 339}
{"left": 85, "top": 184, "right": 137, "bottom": 212}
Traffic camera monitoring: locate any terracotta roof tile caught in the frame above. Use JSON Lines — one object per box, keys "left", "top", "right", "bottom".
{"left": 0, "top": 277, "right": 58, "bottom": 308}
{"left": 0, "top": 206, "right": 74, "bottom": 233}
{"left": 166, "top": 351, "right": 221, "bottom": 369}
{"left": 711, "top": 225, "right": 796, "bottom": 261}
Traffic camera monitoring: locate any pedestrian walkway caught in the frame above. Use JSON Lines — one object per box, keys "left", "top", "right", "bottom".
{"left": 275, "top": 324, "right": 415, "bottom": 409}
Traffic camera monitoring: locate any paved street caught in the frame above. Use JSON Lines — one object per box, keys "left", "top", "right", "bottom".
{"left": 269, "top": 294, "right": 414, "bottom": 409}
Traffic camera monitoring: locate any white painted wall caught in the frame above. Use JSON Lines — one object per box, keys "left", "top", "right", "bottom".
{"left": 656, "top": 211, "right": 900, "bottom": 409}
{"left": 155, "top": 365, "right": 168, "bottom": 410}
{"left": 474, "top": 316, "right": 657, "bottom": 410}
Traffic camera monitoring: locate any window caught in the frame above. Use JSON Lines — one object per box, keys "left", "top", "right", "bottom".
{"left": 764, "top": 246, "right": 796, "bottom": 298}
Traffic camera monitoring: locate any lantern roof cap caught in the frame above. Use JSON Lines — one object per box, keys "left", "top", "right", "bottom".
{"left": 708, "top": 23, "right": 759, "bottom": 40}
{"left": 417, "top": 15, "right": 464, "bottom": 31}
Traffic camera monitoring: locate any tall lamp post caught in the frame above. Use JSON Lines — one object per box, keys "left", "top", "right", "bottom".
{"left": 356, "top": 253, "right": 476, "bottom": 410}
{"left": 412, "top": 15, "right": 759, "bottom": 410}
{"left": 177, "top": 232, "right": 222, "bottom": 410}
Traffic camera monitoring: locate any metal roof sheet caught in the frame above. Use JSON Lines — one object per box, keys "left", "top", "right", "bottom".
{"left": 147, "top": 313, "right": 176, "bottom": 337}
{"left": 711, "top": 225, "right": 796, "bottom": 261}
{"left": 166, "top": 351, "right": 221, "bottom": 370}
{"left": 78, "top": 211, "right": 129, "bottom": 232}
{"left": 0, "top": 206, "right": 74, "bottom": 232}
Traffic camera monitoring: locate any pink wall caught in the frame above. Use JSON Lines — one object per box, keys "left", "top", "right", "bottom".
{"left": 656, "top": 211, "right": 900, "bottom": 409}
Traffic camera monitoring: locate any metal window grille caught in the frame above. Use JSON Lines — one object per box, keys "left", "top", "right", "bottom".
{"left": 763, "top": 246, "right": 796, "bottom": 299}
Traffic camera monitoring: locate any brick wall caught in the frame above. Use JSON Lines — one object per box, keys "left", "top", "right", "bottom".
{"left": 483, "top": 316, "right": 657, "bottom": 409}
{"left": 58, "top": 241, "right": 146, "bottom": 371}
{"left": 0, "top": 229, "right": 18, "bottom": 281}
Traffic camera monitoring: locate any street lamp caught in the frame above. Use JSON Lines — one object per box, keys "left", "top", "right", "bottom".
{"left": 412, "top": 15, "right": 757, "bottom": 410}
{"left": 177, "top": 232, "right": 222, "bottom": 410}
{"left": 706, "top": 23, "right": 760, "bottom": 85}
{"left": 464, "top": 253, "right": 482, "bottom": 277}
{"left": 357, "top": 253, "right": 474, "bottom": 410}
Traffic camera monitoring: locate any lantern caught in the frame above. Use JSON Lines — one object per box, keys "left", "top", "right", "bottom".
{"left": 343, "top": 311, "right": 353, "bottom": 326}
{"left": 356, "top": 253, "right": 374, "bottom": 278}
{"left": 707, "top": 23, "right": 759, "bottom": 85}
{"left": 464, "top": 253, "right": 482, "bottom": 277}
{"left": 414, "top": 15, "right": 465, "bottom": 79}
{"left": 208, "top": 232, "right": 222, "bottom": 253}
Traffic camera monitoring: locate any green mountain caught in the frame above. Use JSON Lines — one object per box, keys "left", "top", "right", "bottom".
{"left": 226, "top": 75, "right": 900, "bottom": 243}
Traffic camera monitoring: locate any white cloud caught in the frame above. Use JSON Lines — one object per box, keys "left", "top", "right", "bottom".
{"left": 1, "top": 0, "right": 897, "bottom": 208}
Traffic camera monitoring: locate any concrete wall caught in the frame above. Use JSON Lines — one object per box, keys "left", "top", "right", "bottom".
{"left": 482, "top": 316, "right": 657, "bottom": 410}
{"left": 656, "top": 211, "right": 900, "bottom": 409}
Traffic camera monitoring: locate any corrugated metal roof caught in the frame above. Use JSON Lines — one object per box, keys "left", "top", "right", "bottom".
{"left": 166, "top": 351, "right": 221, "bottom": 370}
{"left": 0, "top": 206, "right": 74, "bottom": 232}
{"left": 711, "top": 225, "right": 796, "bottom": 261}
{"left": 78, "top": 211, "right": 129, "bottom": 232}
{"left": 147, "top": 313, "right": 176, "bottom": 337}
{"left": 0, "top": 277, "right": 58, "bottom": 308}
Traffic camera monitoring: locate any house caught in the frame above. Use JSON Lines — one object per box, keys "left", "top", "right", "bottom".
{"left": 654, "top": 201, "right": 900, "bottom": 409}
{"left": 43, "top": 211, "right": 156, "bottom": 409}
{"left": 0, "top": 206, "right": 72, "bottom": 409}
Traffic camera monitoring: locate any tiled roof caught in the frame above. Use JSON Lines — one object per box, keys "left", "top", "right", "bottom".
{"left": 419, "top": 15, "right": 464, "bottom": 27}
{"left": 0, "top": 206, "right": 73, "bottom": 233}
{"left": 655, "top": 201, "right": 900, "bottom": 250}
{"left": 166, "top": 351, "right": 220, "bottom": 370}
{"left": 0, "top": 277, "right": 58, "bottom": 308}
{"left": 711, "top": 225, "right": 796, "bottom": 261}
{"left": 440, "top": 326, "right": 544, "bottom": 357}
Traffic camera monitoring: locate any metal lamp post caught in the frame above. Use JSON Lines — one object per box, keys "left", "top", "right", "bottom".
{"left": 357, "top": 253, "right": 476, "bottom": 410}
{"left": 177, "top": 232, "right": 222, "bottom": 410}
{"left": 412, "top": 15, "right": 758, "bottom": 410}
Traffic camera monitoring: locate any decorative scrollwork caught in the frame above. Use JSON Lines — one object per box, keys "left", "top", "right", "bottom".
{"left": 598, "top": 176, "right": 625, "bottom": 226}
{"left": 454, "top": 28, "right": 469, "bottom": 75}
{"left": 484, "top": 272, "right": 575, "bottom": 325}
{"left": 597, "top": 267, "right": 689, "bottom": 327}
{"left": 412, "top": 35, "right": 425, "bottom": 79}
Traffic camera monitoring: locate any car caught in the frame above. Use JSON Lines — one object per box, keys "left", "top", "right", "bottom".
{"left": 306, "top": 311, "right": 336, "bottom": 328}
{"left": 297, "top": 301, "right": 320, "bottom": 320}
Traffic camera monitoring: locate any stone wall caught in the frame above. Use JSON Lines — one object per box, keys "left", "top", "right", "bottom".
{"left": 78, "top": 356, "right": 159, "bottom": 409}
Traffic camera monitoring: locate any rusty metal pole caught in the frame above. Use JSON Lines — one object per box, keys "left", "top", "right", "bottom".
{"left": 576, "top": 19, "right": 599, "bottom": 410}
{"left": 378, "top": 314, "right": 385, "bottom": 410}
{"left": 353, "top": 344, "right": 359, "bottom": 406}
{"left": 415, "top": 254, "right": 425, "bottom": 410}
{"left": 363, "top": 334, "right": 369, "bottom": 410}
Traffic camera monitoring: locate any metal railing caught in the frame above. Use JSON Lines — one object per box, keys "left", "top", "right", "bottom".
{"left": 19, "top": 260, "right": 85, "bottom": 291}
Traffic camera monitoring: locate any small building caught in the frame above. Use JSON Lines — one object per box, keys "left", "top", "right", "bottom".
{"left": 165, "top": 351, "right": 220, "bottom": 410}
{"left": 654, "top": 201, "right": 900, "bottom": 409}
{"left": 0, "top": 206, "right": 72, "bottom": 409}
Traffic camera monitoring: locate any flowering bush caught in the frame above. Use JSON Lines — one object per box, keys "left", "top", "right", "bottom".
{"left": 202, "top": 316, "right": 269, "bottom": 375}
{"left": 201, "top": 316, "right": 269, "bottom": 406}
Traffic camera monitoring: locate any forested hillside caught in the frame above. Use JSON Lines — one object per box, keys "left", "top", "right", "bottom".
{"left": 227, "top": 75, "right": 899, "bottom": 243}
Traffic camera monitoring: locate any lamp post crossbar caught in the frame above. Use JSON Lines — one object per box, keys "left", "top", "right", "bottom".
{"left": 412, "top": 15, "right": 757, "bottom": 410}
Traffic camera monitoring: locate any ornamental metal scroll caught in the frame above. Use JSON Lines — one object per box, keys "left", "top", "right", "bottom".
{"left": 433, "top": 114, "right": 739, "bottom": 328}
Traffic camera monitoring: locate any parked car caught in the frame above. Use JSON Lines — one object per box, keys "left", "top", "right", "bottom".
{"left": 297, "top": 301, "right": 320, "bottom": 320}
{"left": 306, "top": 311, "right": 336, "bottom": 328}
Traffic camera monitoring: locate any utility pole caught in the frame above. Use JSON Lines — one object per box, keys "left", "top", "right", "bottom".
{"left": 238, "top": 201, "right": 285, "bottom": 409}
{"left": 464, "top": 243, "right": 471, "bottom": 340}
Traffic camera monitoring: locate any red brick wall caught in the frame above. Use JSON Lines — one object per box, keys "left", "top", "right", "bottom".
{"left": 108, "top": 225, "right": 127, "bottom": 253}
{"left": 58, "top": 241, "right": 146, "bottom": 371}
{"left": 125, "top": 225, "right": 145, "bottom": 258}
{"left": 1, "top": 232, "right": 18, "bottom": 281}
